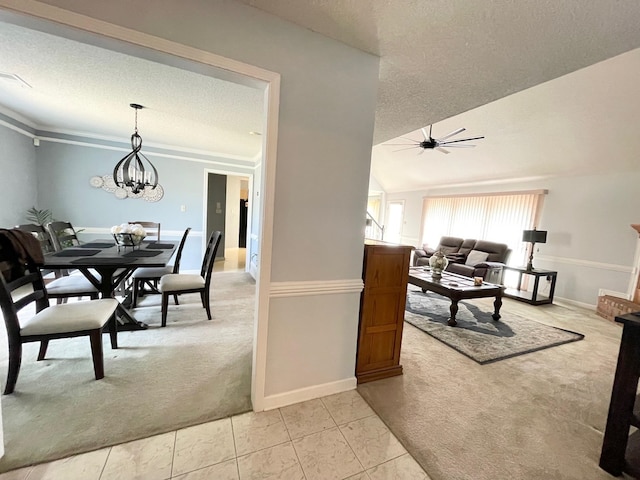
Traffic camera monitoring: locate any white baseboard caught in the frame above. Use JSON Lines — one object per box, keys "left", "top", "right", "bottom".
{"left": 555, "top": 295, "right": 595, "bottom": 311}
{"left": 261, "top": 377, "right": 357, "bottom": 411}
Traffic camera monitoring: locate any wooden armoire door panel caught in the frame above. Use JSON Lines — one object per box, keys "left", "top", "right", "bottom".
{"left": 356, "top": 241, "right": 412, "bottom": 384}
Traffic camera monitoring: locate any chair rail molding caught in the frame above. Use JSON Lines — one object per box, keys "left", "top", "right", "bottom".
{"left": 535, "top": 254, "right": 632, "bottom": 273}
{"left": 270, "top": 279, "right": 364, "bottom": 298}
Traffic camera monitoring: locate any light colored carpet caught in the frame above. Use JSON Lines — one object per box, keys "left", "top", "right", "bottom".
{"left": 0, "top": 271, "right": 255, "bottom": 473}
{"left": 405, "top": 288, "right": 584, "bottom": 364}
{"left": 358, "top": 297, "right": 625, "bottom": 480}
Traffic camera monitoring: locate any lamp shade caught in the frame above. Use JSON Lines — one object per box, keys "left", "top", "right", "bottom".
{"left": 522, "top": 229, "right": 547, "bottom": 243}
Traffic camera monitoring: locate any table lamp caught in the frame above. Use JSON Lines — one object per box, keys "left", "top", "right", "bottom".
{"left": 522, "top": 228, "right": 547, "bottom": 271}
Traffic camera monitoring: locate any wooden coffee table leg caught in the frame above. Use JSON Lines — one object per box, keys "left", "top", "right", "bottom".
{"left": 492, "top": 295, "right": 502, "bottom": 321}
{"left": 448, "top": 300, "right": 459, "bottom": 326}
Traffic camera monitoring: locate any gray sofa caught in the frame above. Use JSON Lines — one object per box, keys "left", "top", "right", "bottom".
{"left": 413, "top": 237, "right": 510, "bottom": 284}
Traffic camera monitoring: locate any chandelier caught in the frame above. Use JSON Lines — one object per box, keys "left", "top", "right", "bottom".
{"left": 113, "top": 103, "right": 158, "bottom": 194}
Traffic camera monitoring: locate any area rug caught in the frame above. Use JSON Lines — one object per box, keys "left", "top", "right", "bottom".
{"left": 405, "top": 289, "right": 584, "bottom": 364}
{"left": 0, "top": 271, "right": 255, "bottom": 473}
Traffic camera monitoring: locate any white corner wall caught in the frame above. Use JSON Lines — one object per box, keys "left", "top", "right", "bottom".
{"left": 225, "top": 176, "right": 241, "bottom": 249}
{"left": 20, "top": 0, "right": 380, "bottom": 408}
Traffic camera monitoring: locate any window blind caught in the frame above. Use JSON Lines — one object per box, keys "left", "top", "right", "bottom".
{"left": 420, "top": 191, "right": 546, "bottom": 266}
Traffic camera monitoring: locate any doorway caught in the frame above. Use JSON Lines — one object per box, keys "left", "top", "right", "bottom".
{"left": 205, "top": 170, "right": 251, "bottom": 272}
{"left": 1, "top": 2, "right": 280, "bottom": 460}
{"left": 385, "top": 200, "right": 405, "bottom": 244}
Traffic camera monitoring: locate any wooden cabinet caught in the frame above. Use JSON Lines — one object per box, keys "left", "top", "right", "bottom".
{"left": 356, "top": 240, "right": 413, "bottom": 384}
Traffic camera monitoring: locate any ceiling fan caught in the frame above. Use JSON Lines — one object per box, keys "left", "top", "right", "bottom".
{"left": 387, "top": 125, "right": 484, "bottom": 155}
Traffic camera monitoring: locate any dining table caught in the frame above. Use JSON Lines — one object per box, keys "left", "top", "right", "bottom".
{"left": 43, "top": 239, "right": 178, "bottom": 334}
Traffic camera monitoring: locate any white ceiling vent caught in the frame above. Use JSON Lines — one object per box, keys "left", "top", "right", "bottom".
{"left": 0, "top": 72, "right": 32, "bottom": 88}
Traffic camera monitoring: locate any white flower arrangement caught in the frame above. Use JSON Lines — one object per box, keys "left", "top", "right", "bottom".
{"left": 111, "top": 223, "right": 146, "bottom": 246}
{"left": 110, "top": 223, "right": 146, "bottom": 236}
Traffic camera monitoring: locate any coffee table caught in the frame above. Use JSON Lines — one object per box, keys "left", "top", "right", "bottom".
{"left": 408, "top": 267, "right": 505, "bottom": 326}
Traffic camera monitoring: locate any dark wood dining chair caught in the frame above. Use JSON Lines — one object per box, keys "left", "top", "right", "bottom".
{"left": 158, "top": 231, "right": 222, "bottom": 327}
{"left": 15, "top": 223, "right": 99, "bottom": 304}
{"left": 15, "top": 224, "right": 55, "bottom": 254}
{"left": 129, "top": 221, "right": 160, "bottom": 241}
{"left": 46, "top": 221, "right": 81, "bottom": 250}
{"left": 0, "top": 232, "right": 118, "bottom": 394}
{"left": 132, "top": 227, "right": 191, "bottom": 307}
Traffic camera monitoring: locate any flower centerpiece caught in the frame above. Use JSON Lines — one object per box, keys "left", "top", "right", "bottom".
{"left": 111, "top": 223, "right": 146, "bottom": 249}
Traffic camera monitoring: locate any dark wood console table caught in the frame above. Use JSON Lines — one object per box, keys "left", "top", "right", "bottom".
{"left": 600, "top": 312, "right": 640, "bottom": 477}
{"left": 503, "top": 266, "right": 557, "bottom": 305}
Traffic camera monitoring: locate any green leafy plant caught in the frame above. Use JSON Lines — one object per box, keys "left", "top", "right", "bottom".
{"left": 25, "top": 207, "right": 53, "bottom": 226}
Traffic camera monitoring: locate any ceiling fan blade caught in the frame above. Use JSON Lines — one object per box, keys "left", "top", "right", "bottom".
{"left": 393, "top": 146, "right": 421, "bottom": 152}
{"left": 439, "top": 135, "right": 485, "bottom": 145}
{"left": 442, "top": 144, "right": 476, "bottom": 148}
{"left": 400, "top": 136, "right": 419, "bottom": 142}
{"left": 418, "top": 148, "right": 426, "bottom": 155}
{"left": 420, "top": 128, "right": 430, "bottom": 141}
{"left": 438, "top": 127, "right": 465, "bottom": 141}
{"left": 436, "top": 147, "right": 450, "bottom": 154}
{"left": 386, "top": 143, "right": 418, "bottom": 146}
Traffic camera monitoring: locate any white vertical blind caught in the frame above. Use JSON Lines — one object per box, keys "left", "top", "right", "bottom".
{"left": 421, "top": 191, "right": 545, "bottom": 266}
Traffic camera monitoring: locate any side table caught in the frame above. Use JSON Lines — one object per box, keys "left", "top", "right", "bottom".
{"left": 503, "top": 266, "right": 557, "bottom": 305}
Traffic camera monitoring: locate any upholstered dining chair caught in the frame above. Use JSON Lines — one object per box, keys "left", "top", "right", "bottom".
{"left": 129, "top": 221, "right": 160, "bottom": 241}
{"left": 0, "top": 232, "right": 118, "bottom": 394}
{"left": 158, "top": 230, "right": 222, "bottom": 327}
{"left": 16, "top": 223, "right": 99, "bottom": 304}
{"left": 131, "top": 227, "right": 191, "bottom": 307}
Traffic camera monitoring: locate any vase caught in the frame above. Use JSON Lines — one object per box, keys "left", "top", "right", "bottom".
{"left": 429, "top": 250, "right": 449, "bottom": 279}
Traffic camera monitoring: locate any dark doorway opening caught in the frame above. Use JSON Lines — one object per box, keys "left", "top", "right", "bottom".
{"left": 239, "top": 200, "right": 248, "bottom": 248}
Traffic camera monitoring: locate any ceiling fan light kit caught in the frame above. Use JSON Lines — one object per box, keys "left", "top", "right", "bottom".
{"left": 388, "top": 124, "right": 484, "bottom": 155}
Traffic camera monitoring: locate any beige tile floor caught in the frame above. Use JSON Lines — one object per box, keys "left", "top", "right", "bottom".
{"left": 0, "top": 390, "right": 430, "bottom": 480}
{"left": 213, "top": 248, "right": 246, "bottom": 273}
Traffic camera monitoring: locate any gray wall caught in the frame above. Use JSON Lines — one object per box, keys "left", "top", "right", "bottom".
{"left": 0, "top": 121, "right": 37, "bottom": 227}
{"left": 386, "top": 171, "right": 640, "bottom": 305}
{"left": 35, "top": 139, "right": 253, "bottom": 271}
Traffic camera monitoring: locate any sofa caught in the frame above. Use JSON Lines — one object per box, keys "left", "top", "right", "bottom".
{"left": 413, "top": 237, "right": 510, "bottom": 284}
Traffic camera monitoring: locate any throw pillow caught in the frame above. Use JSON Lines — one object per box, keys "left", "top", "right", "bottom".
{"left": 465, "top": 249, "right": 489, "bottom": 266}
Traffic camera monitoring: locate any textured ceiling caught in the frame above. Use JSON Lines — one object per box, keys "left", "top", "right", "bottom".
{"left": 0, "top": 22, "right": 264, "bottom": 159}
{"left": 239, "top": 0, "right": 640, "bottom": 144}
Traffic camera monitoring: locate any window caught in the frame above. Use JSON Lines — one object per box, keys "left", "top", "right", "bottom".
{"left": 420, "top": 190, "right": 547, "bottom": 266}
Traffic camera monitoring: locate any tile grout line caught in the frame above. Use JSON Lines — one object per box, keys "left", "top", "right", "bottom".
{"left": 97, "top": 446, "right": 113, "bottom": 480}
{"left": 321, "top": 395, "right": 370, "bottom": 478}
{"left": 169, "top": 430, "right": 178, "bottom": 479}
{"left": 229, "top": 415, "right": 241, "bottom": 480}
{"left": 280, "top": 407, "right": 309, "bottom": 480}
